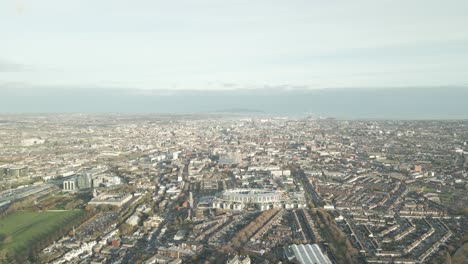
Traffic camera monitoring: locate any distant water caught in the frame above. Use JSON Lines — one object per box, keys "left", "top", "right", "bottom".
{"left": 1, "top": 86, "right": 467, "bottom": 119}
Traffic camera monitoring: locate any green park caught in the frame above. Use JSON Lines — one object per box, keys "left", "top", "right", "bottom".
{"left": 0, "top": 210, "right": 83, "bottom": 258}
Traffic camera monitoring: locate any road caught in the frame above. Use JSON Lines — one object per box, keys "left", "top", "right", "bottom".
{"left": 293, "top": 168, "right": 324, "bottom": 208}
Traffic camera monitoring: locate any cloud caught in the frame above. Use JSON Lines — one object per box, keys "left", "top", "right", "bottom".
{"left": 0, "top": 59, "right": 24, "bottom": 72}
{"left": 15, "top": 0, "right": 25, "bottom": 15}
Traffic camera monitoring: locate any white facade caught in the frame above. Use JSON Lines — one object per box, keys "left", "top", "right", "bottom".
{"left": 63, "top": 180, "right": 76, "bottom": 191}
{"left": 213, "top": 188, "right": 306, "bottom": 211}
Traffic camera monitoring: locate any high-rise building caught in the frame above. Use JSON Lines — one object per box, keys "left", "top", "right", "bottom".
{"left": 77, "top": 173, "right": 93, "bottom": 189}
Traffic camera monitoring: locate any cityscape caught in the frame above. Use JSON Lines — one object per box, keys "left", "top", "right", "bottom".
{"left": 0, "top": 115, "right": 467, "bottom": 263}
{"left": 1, "top": 0, "right": 468, "bottom": 263}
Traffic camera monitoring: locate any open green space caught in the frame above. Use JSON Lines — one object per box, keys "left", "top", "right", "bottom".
{"left": 0, "top": 210, "right": 83, "bottom": 257}
{"left": 421, "top": 186, "right": 436, "bottom": 193}
{"left": 439, "top": 192, "right": 454, "bottom": 204}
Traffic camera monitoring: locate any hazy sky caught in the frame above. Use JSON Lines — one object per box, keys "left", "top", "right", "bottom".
{"left": 1, "top": 0, "right": 468, "bottom": 90}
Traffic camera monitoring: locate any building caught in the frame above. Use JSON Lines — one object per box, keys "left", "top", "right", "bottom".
{"left": 227, "top": 255, "right": 251, "bottom": 264}
{"left": 21, "top": 138, "right": 45, "bottom": 147}
{"left": 0, "top": 165, "right": 7, "bottom": 178}
{"left": 213, "top": 188, "right": 282, "bottom": 210}
{"left": 0, "top": 165, "right": 28, "bottom": 178}
{"left": 77, "top": 173, "right": 93, "bottom": 189}
{"left": 157, "top": 246, "right": 195, "bottom": 258}
{"left": 413, "top": 165, "right": 422, "bottom": 172}
{"left": 126, "top": 214, "right": 140, "bottom": 226}
{"left": 144, "top": 216, "right": 163, "bottom": 228}
{"left": 173, "top": 230, "right": 187, "bottom": 241}
{"left": 88, "top": 193, "right": 132, "bottom": 207}
{"left": 285, "top": 244, "right": 332, "bottom": 264}
{"left": 213, "top": 188, "right": 305, "bottom": 211}
{"left": 63, "top": 179, "right": 77, "bottom": 191}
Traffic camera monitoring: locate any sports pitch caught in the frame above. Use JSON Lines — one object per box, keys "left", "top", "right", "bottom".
{"left": 0, "top": 210, "right": 83, "bottom": 256}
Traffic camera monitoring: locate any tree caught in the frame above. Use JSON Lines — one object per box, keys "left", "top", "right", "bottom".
{"left": 119, "top": 223, "right": 134, "bottom": 236}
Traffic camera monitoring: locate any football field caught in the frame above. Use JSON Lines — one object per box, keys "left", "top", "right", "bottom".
{"left": 0, "top": 210, "right": 83, "bottom": 256}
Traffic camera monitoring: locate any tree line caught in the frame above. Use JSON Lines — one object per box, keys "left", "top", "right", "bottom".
{"left": 311, "top": 209, "right": 361, "bottom": 264}
{"left": 224, "top": 209, "right": 279, "bottom": 252}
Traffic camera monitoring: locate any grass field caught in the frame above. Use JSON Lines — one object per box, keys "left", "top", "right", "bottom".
{"left": 0, "top": 210, "right": 83, "bottom": 256}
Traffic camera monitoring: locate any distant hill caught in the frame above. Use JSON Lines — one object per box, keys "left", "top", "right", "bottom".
{"left": 213, "top": 108, "right": 265, "bottom": 114}
{"left": 1, "top": 86, "right": 467, "bottom": 119}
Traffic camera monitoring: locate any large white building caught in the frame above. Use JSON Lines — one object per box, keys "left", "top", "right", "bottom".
{"left": 221, "top": 189, "right": 282, "bottom": 203}
{"left": 285, "top": 244, "right": 332, "bottom": 264}
{"left": 126, "top": 214, "right": 140, "bottom": 226}
{"left": 227, "top": 255, "right": 251, "bottom": 264}
{"left": 213, "top": 188, "right": 306, "bottom": 211}
{"left": 63, "top": 179, "right": 77, "bottom": 191}
{"left": 88, "top": 193, "right": 132, "bottom": 207}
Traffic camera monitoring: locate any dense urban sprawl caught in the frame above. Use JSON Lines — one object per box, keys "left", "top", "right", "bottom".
{"left": 0, "top": 114, "right": 467, "bottom": 264}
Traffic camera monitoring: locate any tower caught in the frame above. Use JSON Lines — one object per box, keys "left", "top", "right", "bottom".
{"left": 189, "top": 191, "right": 194, "bottom": 208}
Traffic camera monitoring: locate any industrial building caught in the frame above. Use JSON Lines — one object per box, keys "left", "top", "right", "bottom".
{"left": 0, "top": 165, "right": 28, "bottom": 178}
{"left": 285, "top": 244, "right": 332, "bottom": 264}
{"left": 88, "top": 193, "right": 132, "bottom": 207}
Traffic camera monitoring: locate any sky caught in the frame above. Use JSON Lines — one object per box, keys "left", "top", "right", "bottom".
{"left": 1, "top": 0, "right": 468, "bottom": 91}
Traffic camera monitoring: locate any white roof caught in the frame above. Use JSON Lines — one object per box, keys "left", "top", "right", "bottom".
{"left": 290, "top": 244, "right": 332, "bottom": 264}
